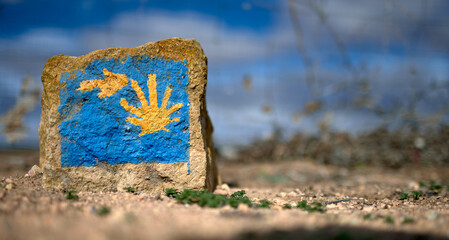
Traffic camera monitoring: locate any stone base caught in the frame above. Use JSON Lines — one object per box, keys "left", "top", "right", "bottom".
{"left": 39, "top": 38, "right": 218, "bottom": 192}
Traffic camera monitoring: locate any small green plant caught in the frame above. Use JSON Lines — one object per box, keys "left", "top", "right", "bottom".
{"left": 257, "top": 199, "right": 272, "bottom": 209}
{"left": 296, "top": 200, "right": 325, "bottom": 213}
{"left": 297, "top": 200, "right": 307, "bottom": 209}
{"left": 418, "top": 181, "right": 427, "bottom": 188}
{"left": 228, "top": 190, "right": 252, "bottom": 207}
{"left": 165, "top": 188, "right": 252, "bottom": 208}
{"left": 420, "top": 180, "right": 444, "bottom": 191}
{"left": 166, "top": 188, "right": 178, "bottom": 197}
{"left": 283, "top": 203, "right": 292, "bottom": 209}
{"left": 177, "top": 189, "right": 223, "bottom": 207}
{"left": 400, "top": 191, "right": 424, "bottom": 200}
{"left": 0, "top": 184, "right": 5, "bottom": 189}
{"left": 384, "top": 215, "right": 395, "bottom": 224}
{"left": 400, "top": 180, "right": 447, "bottom": 201}
{"left": 123, "top": 187, "right": 136, "bottom": 193}
{"left": 363, "top": 214, "right": 372, "bottom": 220}
{"left": 411, "top": 191, "right": 423, "bottom": 200}
{"left": 428, "top": 180, "right": 442, "bottom": 191}
{"left": 402, "top": 217, "right": 414, "bottom": 224}
{"left": 65, "top": 190, "right": 79, "bottom": 200}
{"left": 95, "top": 206, "right": 110, "bottom": 216}
{"left": 399, "top": 193, "right": 409, "bottom": 200}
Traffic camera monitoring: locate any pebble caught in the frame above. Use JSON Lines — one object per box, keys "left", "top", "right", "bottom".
{"left": 273, "top": 206, "right": 282, "bottom": 211}
{"left": 217, "top": 184, "right": 230, "bottom": 191}
{"left": 27, "top": 165, "right": 43, "bottom": 177}
{"left": 221, "top": 205, "right": 233, "bottom": 211}
{"left": 294, "top": 189, "right": 305, "bottom": 195}
{"left": 326, "top": 204, "right": 337, "bottom": 209}
{"left": 214, "top": 189, "right": 228, "bottom": 195}
{"left": 237, "top": 204, "right": 250, "bottom": 212}
{"left": 5, "top": 183, "right": 14, "bottom": 190}
{"left": 287, "top": 192, "right": 298, "bottom": 198}
{"left": 273, "top": 198, "right": 285, "bottom": 205}
{"left": 277, "top": 192, "right": 287, "bottom": 198}
{"left": 362, "top": 206, "right": 374, "bottom": 212}
{"left": 408, "top": 181, "right": 419, "bottom": 190}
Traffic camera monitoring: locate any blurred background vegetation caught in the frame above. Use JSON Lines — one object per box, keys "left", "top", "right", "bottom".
{"left": 1, "top": 0, "right": 448, "bottom": 167}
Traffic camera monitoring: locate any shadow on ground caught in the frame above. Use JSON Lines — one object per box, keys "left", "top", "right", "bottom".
{"left": 233, "top": 225, "right": 448, "bottom": 240}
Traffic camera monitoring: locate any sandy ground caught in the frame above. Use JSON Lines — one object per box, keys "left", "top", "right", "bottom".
{"left": 0, "top": 150, "right": 449, "bottom": 240}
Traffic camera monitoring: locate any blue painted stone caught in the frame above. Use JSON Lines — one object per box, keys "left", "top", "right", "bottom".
{"left": 58, "top": 56, "right": 190, "bottom": 168}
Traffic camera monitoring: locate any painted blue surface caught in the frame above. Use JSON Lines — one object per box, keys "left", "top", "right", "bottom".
{"left": 58, "top": 56, "right": 190, "bottom": 168}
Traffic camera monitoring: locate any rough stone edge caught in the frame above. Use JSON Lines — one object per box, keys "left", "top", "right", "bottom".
{"left": 39, "top": 38, "right": 218, "bottom": 192}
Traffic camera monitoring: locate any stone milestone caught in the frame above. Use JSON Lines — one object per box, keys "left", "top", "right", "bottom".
{"left": 39, "top": 38, "right": 218, "bottom": 192}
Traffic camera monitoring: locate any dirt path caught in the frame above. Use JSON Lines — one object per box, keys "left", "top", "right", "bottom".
{"left": 0, "top": 151, "right": 448, "bottom": 240}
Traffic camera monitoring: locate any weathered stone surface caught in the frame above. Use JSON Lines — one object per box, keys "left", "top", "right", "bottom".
{"left": 39, "top": 38, "right": 217, "bottom": 192}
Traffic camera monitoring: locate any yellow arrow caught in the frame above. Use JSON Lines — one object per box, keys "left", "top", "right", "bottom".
{"left": 77, "top": 69, "right": 128, "bottom": 99}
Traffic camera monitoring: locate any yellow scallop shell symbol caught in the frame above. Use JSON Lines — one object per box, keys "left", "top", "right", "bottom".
{"left": 77, "top": 69, "right": 183, "bottom": 136}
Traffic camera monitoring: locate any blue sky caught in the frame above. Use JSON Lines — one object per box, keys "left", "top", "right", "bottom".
{"left": 1, "top": 0, "right": 449, "bottom": 148}
{"left": 1, "top": 0, "right": 275, "bottom": 35}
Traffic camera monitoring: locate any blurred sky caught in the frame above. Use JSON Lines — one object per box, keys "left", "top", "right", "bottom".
{"left": 1, "top": 0, "right": 449, "bottom": 148}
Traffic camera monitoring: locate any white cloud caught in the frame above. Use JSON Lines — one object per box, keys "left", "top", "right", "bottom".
{"left": 80, "top": 10, "right": 270, "bottom": 62}
{"left": 300, "top": 0, "right": 449, "bottom": 48}
{"left": 0, "top": 28, "right": 79, "bottom": 56}
{"left": 0, "top": 10, "right": 278, "bottom": 65}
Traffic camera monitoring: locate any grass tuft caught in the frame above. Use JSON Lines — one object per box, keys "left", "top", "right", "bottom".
{"left": 123, "top": 187, "right": 136, "bottom": 193}
{"left": 402, "top": 217, "right": 414, "bottom": 224}
{"left": 165, "top": 188, "right": 252, "bottom": 208}
{"left": 296, "top": 200, "right": 325, "bottom": 213}
{"left": 384, "top": 215, "right": 395, "bottom": 224}
{"left": 94, "top": 206, "right": 110, "bottom": 216}
{"left": 283, "top": 203, "right": 292, "bottom": 209}
{"left": 165, "top": 188, "right": 327, "bottom": 212}
{"left": 411, "top": 191, "right": 423, "bottom": 200}
{"left": 399, "top": 191, "right": 423, "bottom": 200}
{"left": 65, "top": 190, "right": 78, "bottom": 200}
{"left": 428, "top": 180, "right": 442, "bottom": 191}
{"left": 399, "top": 193, "right": 409, "bottom": 200}
{"left": 257, "top": 199, "right": 272, "bottom": 209}
{"left": 418, "top": 181, "right": 427, "bottom": 188}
